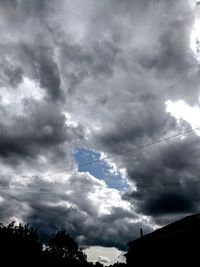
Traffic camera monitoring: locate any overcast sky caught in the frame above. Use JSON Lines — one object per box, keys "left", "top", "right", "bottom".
{"left": 1, "top": 0, "right": 200, "bottom": 261}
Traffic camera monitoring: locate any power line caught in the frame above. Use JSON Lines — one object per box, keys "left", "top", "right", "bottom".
{"left": 4, "top": 179, "right": 200, "bottom": 194}
{"left": 0, "top": 188, "right": 75, "bottom": 229}
{"left": 30, "top": 126, "right": 200, "bottom": 180}
{"left": 1, "top": 186, "right": 200, "bottom": 216}
{"left": 0, "top": 126, "right": 200, "bottom": 223}
{"left": 1, "top": 180, "right": 200, "bottom": 225}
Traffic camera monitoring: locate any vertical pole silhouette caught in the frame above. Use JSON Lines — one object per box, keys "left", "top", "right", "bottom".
{"left": 140, "top": 228, "right": 143, "bottom": 238}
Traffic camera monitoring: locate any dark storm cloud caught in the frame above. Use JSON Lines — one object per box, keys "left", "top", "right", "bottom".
{"left": 0, "top": 198, "right": 23, "bottom": 222}
{"left": 142, "top": 191, "right": 196, "bottom": 215}
{"left": 0, "top": 173, "right": 11, "bottom": 188}
{"left": 0, "top": 173, "right": 152, "bottom": 250}
{"left": 15, "top": 44, "right": 63, "bottom": 101}
{"left": 80, "top": 0, "right": 200, "bottom": 227}
{"left": 0, "top": 45, "right": 62, "bottom": 101}
{"left": 0, "top": 0, "right": 63, "bottom": 101}
{"left": 36, "top": 46, "right": 63, "bottom": 101}
{"left": 56, "top": 36, "right": 121, "bottom": 94}
{"left": 96, "top": 96, "right": 177, "bottom": 153}
{"left": 108, "top": 0, "right": 200, "bottom": 103}
{"left": 26, "top": 201, "right": 152, "bottom": 250}
{"left": 0, "top": 99, "right": 84, "bottom": 160}
{"left": 121, "top": 133, "right": 200, "bottom": 224}
{"left": 0, "top": 0, "right": 200, "bottom": 249}
{"left": 95, "top": 96, "right": 200, "bottom": 222}
{"left": 0, "top": 0, "right": 52, "bottom": 20}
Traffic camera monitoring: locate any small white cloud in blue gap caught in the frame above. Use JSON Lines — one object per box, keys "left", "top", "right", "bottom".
{"left": 73, "top": 148, "right": 129, "bottom": 191}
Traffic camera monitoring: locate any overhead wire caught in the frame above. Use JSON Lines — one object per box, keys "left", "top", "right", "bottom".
{"left": 6, "top": 179, "right": 200, "bottom": 193}
{"left": 0, "top": 188, "right": 75, "bottom": 229}
{"left": 1, "top": 125, "right": 200, "bottom": 223}
{"left": 26, "top": 125, "right": 200, "bottom": 180}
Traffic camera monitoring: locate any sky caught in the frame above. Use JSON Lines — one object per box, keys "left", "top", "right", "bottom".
{"left": 1, "top": 0, "right": 200, "bottom": 264}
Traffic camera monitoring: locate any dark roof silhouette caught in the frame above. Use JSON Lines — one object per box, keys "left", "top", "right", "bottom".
{"left": 126, "top": 213, "right": 200, "bottom": 267}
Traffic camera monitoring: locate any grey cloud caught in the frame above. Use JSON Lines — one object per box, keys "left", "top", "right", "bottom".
{"left": 0, "top": 173, "right": 11, "bottom": 188}
{"left": 18, "top": 44, "right": 63, "bottom": 101}
{"left": 121, "top": 134, "right": 200, "bottom": 224}
{"left": 57, "top": 37, "right": 120, "bottom": 94}
{"left": 0, "top": 0, "right": 52, "bottom": 21}
{"left": 142, "top": 191, "right": 196, "bottom": 216}
{"left": 37, "top": 46, "right": 62, "bottom": 101}
{"left": 0, "top": 59, "right": 23, "bottom": 87}
{"left": 0, "top": 0, "right": 200, "bottom": 249}
{"left": 95, "top": 96, "right": 177, "bottom": 154}
{"left": 0, "top": 198, "right": 23, "bottom": 223}
{"left": 0, "top": 99, "right": 84, "bottom": 161}
{"left": 0, "top": 43, "right": 63, "bottom": 101}
{"left": 0, "top": 172, "right": 153, "bottom": 250}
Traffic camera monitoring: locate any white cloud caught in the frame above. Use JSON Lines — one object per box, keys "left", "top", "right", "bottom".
{"left": 190, "top": 18, "right": 200, "bottom": 62}
{"left": 0, "top": 77, "right": 44, "bottom": 113}
{"left": 166, "top": 99, "right": 200, "bottom": 135}
{"left": 84, "top": 246, "right": 126, "bottom": 266}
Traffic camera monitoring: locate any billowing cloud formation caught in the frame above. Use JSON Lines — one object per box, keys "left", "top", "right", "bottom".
{"left": 0, "top": 0, "right": 200, "bottom": 249}
{"left": 84, "top": 246, "right": 126, "bottom": 266}
{"left": 0, "top": 171, "right": 153, "bottom": 250}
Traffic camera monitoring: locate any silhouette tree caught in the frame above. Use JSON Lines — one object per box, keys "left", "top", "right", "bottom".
{"left": 44, "top": 229, "right": 87, "bottom": 266}
{"left": 0, "top": 221, "right": 42, "bottom": 266}
{"left": 0, "top": 221, "right": 126, "bottom": 267}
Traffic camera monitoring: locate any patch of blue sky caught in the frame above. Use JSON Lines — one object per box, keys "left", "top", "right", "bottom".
{"left": 73, "top": 147, "right": 129, "bottom": 191}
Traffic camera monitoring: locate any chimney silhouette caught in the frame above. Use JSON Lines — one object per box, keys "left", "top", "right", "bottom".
{"left": 140, "top": 228, "right": 143, "bottom": 238}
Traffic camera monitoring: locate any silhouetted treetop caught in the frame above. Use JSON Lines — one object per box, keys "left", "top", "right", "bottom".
{"left": 49, "top": 229, "right": 78, "bottom": 250}
{"left": 0, "top": 221, "right": 122, "bottom": 267}
{"left": 45, "top": 229, "right": 87, "bottom": 265}
{"left": 0, "top": 221, "right": 42, "bottom": 266}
